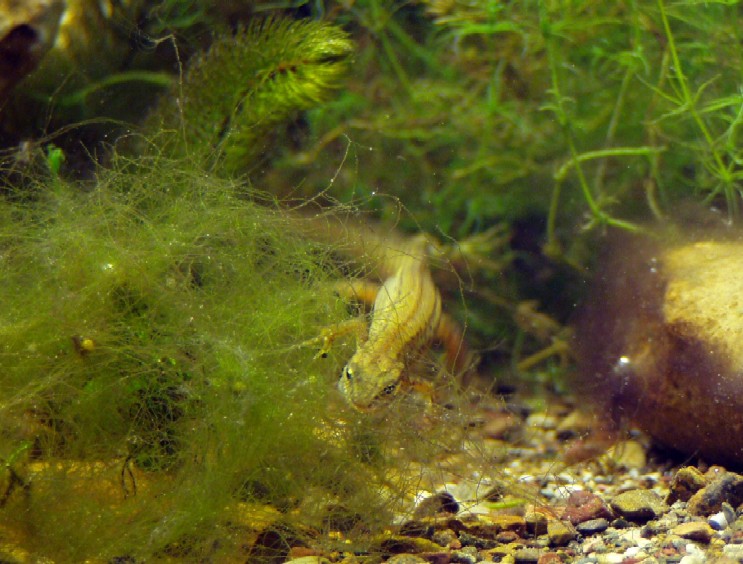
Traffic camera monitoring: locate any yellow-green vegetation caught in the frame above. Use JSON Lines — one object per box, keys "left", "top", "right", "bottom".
{"left": 149, "top": 16, "right": 354, "bottom": 173}
{"left": 1, "top": 0, "right": 742, "bottom": 558}
{"left": 0, "top": 154, "right": 464, "bottom": 560}
{"left": 257, "top": 0, "right": 742, "bottom": 371}
{"left": 286, "top": 0, "right": 742, "bottom": 232}
{"left": 0, "top": 15, "right": 471, "bottom": 559}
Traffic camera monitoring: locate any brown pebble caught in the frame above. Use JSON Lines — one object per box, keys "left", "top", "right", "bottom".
{"left": 673, "top": 521, "right": 715, "bottom": 543}
{"left": 482, "top": 412, "right": 523, "bottom": 440}
{"left": 538, "top": 553, "right": 563, "bottom": 564}
{"left": 547, "top": 519, "right": 577, "bottom": 546}
{"left": 413, "top": 492, "right": 459, "bottom": 518}
{"left": 495, "top": 530, "right": 520, "bottom": 543}
{"left": 468, "top": 515, "right": 527, "bottom": 538}
{"left": 610, "top": 489, "right": 668, "bottom": 522}
{"left": 562, "top": 490, "right": 613, "bottom": 525}
{"left": 667, "top": 466, "right": 707, "bottom": 504}
{"left": 419, "top": 553, "right": 451, "bottom": 564}
{"left": 687, "top": 471, "right": 743, "bottom": 516}
{"left": 287, "top": 547, "right": 322, "bottom": 559}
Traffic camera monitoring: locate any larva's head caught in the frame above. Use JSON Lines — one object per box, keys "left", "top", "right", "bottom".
{"left": 338, "top": 353, "right": 404, "bottom": 411}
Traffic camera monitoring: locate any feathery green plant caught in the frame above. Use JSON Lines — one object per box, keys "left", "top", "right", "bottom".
{"left": 151, "top": 16, "right": 354, "bottom": 174}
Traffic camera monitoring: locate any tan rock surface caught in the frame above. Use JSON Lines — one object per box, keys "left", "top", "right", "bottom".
{"left": 574, "top": 234, "right": 743, "bottom": 467}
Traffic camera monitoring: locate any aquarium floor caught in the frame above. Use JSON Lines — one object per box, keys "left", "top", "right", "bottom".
{"left": 3, "top": 389, "right": 743, "bottom": 563}
{"left": 283, "top": 390, "right": 743, "bottom": 563}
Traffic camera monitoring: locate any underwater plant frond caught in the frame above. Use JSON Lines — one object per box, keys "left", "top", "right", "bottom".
{"left": 152, "top": 16, "right": 354, "bottom": 174}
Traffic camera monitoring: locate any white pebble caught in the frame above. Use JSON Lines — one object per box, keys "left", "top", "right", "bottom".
{"left": 679, "top": 542, "right": 706, "bottom": 564}
{"left": 708, "top": 511, "right": 728, "bottom": 531}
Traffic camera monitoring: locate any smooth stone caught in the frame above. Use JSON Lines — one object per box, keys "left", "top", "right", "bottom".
{"left": 610, "top": 489, "right": 668, "bottom": 522}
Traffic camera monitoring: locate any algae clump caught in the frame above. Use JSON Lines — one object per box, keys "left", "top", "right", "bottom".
{"left": 0, "top": 152, "right": 416, "bottom": 560}
{"left": 0, "top": 14, "right": 450, "bottom": 561}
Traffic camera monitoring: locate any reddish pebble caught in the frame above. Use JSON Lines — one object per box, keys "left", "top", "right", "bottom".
{"left": 562, "top": 491, "right": 613, "bottom": 525}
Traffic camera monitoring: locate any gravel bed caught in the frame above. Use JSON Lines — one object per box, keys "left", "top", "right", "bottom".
{"left": 283, "top": 394, "right": 743, "bottom": 564}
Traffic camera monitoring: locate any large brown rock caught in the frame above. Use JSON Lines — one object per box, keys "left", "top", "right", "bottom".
{"left": 574, "top": 233, "right": 743, "bottom": 468}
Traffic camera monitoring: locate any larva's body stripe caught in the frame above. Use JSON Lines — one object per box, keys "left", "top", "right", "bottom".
{"left": 338, "top": 238, "right": 446, "bottom": 410}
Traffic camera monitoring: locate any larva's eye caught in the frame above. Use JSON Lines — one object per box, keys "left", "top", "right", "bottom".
{"left": 343, "top": 366, "right": 353, "bottom": 381}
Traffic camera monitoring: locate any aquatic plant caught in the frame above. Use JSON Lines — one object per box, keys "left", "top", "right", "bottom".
{"left": 148, "top": 16, "right": 354, "bottom": 174}
{"left": 0, "top": 152, "right": 471, "bottom": 560}
{"left": 0, "top": 14, "right": 473, "bottom": 557}
{"left": 255, "top": 0, "right": 742, "bottom": 375}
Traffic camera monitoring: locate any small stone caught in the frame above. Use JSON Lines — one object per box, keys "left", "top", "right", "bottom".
{"left": 723, "top": 544, "right": 743, "bottom": 560}
{"left": 610, "top": 489, "right": 668, "bottom": 522}
{"left": 456, "top": 532, "right": 497, "bottom": 550}
{"left": 468, "top": 515, "right": 527, "bottom": 537}
{"left": 414, "top": 492, "right": 459, "bottom": 518}
{"left": 687, "top": 472, "right": 743, "bottom": 516}
{"left": 672, "top": 521, "right": 714, "bottom": 543}
{"left": 432, "top": 528, "right": 459, "bottom": 548}
{"left": 667, "top": 466, "right": 707, "bottom": 504}
{"left": 547, "top": 519, "right": 577, "bottom": 546}
{"left": 624, "top": 546, "right": 648, "bottom": 559}
{"left": 420, "top": 554, "right": 451, "bottom": 564}
{"left": 449, "top": 546, "right": 478, "bottom": 564}
{"left": 563, "top": 490, "right": 613, "bottom": 525}
{"left": 524, "top": 510, "right": 548, "bottom": 535}
{"left": 582, "top": 536, "right": 606, "bottom": 554}
{"left": 386, "top": 555, "right": 428, "bottom": 564}
{"left": 603, "top": 439, "right": 647, "bottom": 470}
{"left": 708, "top": 511, "right": 728, "bottom": 531}
{"left": 721, "top": 501, "right": 736, "bottom": 525}
{"left": 513, "top": 548, "right": 542, "bottom": 563}
{"left": 537, "top": 553, "right": 562, "bottom": 564}
{"left": 679, "top": 543, "right": 706, "bottom": 564}
{"left": 494, "top": 530, "right": 520, "bottom": 544}
{"left": 576, "top": 518, "right": 609, "bottom": 535}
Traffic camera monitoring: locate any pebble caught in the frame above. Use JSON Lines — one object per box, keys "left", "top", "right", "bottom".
{"left": 624, "top": 546, "right": 647, "bottom": 558}
{"left": 513, "top": 548, "right": 542, "bottom": 563}
{"left": 524, "top": 510, "right": 548, "bottom": 535}
{"left": 687, "top": 471, "right": 743, "bottom": 515}
{"left": 386, "top": 555, "right": 429, "bottom": 564}
{"left": 723, "top": 543, "right": 743, "bottom": 560}
{"left": 679, "top": 543, "right": 706, "bottom": 564}
{"left": 582, "top": 536, "right": 606, "bottom": 554}
{"left": 414, "top": 492, "right": 459, "bottom": 517}
{"left": 576, "top": 518, "right": 610, "bottom": 535}
{"left": 547, "top": 519, "right": 577, "bottom": 546}
{"left": 721, "top": 501, "right": 737, "bottom": 525}
{"left": 450, "top": 546, "right": 478, "bottom": 564}
{"left": 610, "top": 489, "right": 668, "bottom": 522}
{"left": 597, "top": 553, "right": 624, "bottom": 563}
{"left": 563, "top": 490, "right": 614, "bottom": 525}
{"left": 708, "top": 511, "right": 728, "bottom": 531}
{"left": 667, "top": 466, "right": 707, "bottom": 504}
{"left": 672, "top": 521, "right": 714, "bottom": 543}
{"left": 602, "top": 439, "right": 647, "bottom": 470}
